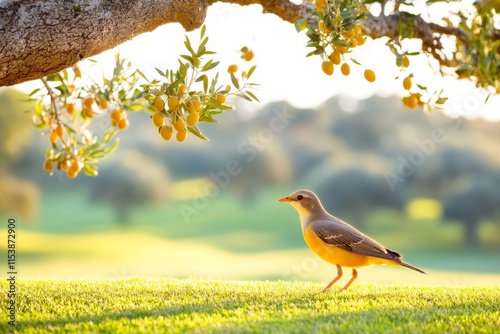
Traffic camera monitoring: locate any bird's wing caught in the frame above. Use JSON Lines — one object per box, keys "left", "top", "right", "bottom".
{"left": 312, "top": 219, "right": 401, "bottom": 261}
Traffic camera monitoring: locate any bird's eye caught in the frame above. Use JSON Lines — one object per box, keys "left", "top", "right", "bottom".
{"left": 297, "top": 195, "right": 303, "bottom": 201}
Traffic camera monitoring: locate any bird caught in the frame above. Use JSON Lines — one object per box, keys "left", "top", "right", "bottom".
{"left": 279, "top": 189, "right": 426, "bottom": 291}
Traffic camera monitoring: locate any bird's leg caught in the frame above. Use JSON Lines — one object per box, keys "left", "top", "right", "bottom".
{"left": 340, "top": 268, "right": 358, "bottom": 291}
{"left": 322, "top": 264, "right": 343, "bottom": 292}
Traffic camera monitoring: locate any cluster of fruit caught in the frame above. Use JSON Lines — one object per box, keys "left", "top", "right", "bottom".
{"left": 307, "top": 1, "right": 377, "bottom": 82}
{"left": 143, "top": 26, "right": 258, "bottom": 143}
{"left": 37, "top": 56, "right": 138, "bottom": 179}
{"left": 150, "top": 85, "right": 207, "bottom": 142}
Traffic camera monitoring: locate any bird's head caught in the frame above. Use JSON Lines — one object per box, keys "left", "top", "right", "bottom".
{"left": 279, "top": 189, "right": 325, "bottom": 220}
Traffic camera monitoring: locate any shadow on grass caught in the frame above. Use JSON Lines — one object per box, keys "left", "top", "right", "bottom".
{"left": 14, "top": 288, "right": 498, "bottom": 332}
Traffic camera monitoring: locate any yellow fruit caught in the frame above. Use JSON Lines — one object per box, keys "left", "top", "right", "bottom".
{"left": 364, "top": 69, "right": 376, "bottom": 82}
{"left": 167, "top": 96, "right": 179, "bottom": 111}
{"left": 73, "top": 66, "right": 82, "bottom": 78}
{"left": 160, "top": 125, "right": 174, "bottom": 141}
{"left": 402, "top": 56, "right": 410, "bottom": 68}
{"left": 186, "top": 112, "right": 199, "bottom": 126}
{"left": 341, "top": 63, "right": 350, "bottom": 76}
{"left": 173, "top": 117, "right": 185, "bottom": 132}
{"left": 178, "top": 85, "right": 188, "bottom": 95}
{"left": 329, "top": 51, "right": 341, "bottom": 65}
{"left": 68, "top": 85, "right": 75, "bottom": 94}
{"left": 315, "top": 0, "right": 326, "bottom": 12}
{"left": 318, "top": 20, "right": 331, "bottom": 33}
{"left": 349, "top": 36, "right": 357, "bottom": 47}
{"left": 191, "top": 95, "right": 201, "bottom": 102}
{"left": 44, "top": 159, "right": 53, "bottom": 171}
{"left": 49, "top": 131, "right": 58, "bottom": 143}
{"left": 152, "top": 111, "right": 165, "bottom": 127}
{"left": 153, "top": 98, "right": 165, "bottom": 112}
{"left": 176, "top": 130, "right": 187, "bottom": 142}
{"left": 118, "top": 118, "right": 129, "bottom": 130}
{"left": 244, "top": 51, "right": 254, "bottom": 61}
{"left": 66, "top": 169, "right": 78, "bottom": 179}
{"left": 321, "top": 61, "right": 334, "bottom": 76}
{"left": 56, "top": 124, "right": 64, "bottom": 137}
{"left": 111, "top": 109, "right": 123, "bottom": 122}
{"left": 83, "top": 97, "right": 94, "bottom": 109}
{"left": 66, "top": 103, "right": 75, "bottom": 114}
{"left": 404, "top": 95, "right": 418, "bottom": 109}
{"left": 84, "top": 107, "right": 94, "bottom": 118}
{"left": 344, "top": 30, "right": 355, "bottom": 38}
{"left": 354, "top": 25, "right": 363, "bottom": 35}
{"left": 99, "top": 99, "right": 107, "bottom": 110}
{"left": 355, "top": 35, "right": 366, "bottom": 46}
{"left": 228, "top": 64, "right": 238, "bottom": 73}
{"left": 334, "top": 45, "right": 348, "bottom": 54}
{"left": 403, "top": 76, "right": 412, "bottom": 90}
{"left": 190, "top": 99, "right": 202, "bottom": 112}
{"left": 60, "top": 160, "right": 69, "bottom": 170}
{"left": 216, "top": 94, "right": 226, "bottom": 104}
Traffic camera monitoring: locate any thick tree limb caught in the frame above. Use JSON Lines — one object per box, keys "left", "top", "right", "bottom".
{"left": 0, "top": 0, "right": 208, "bottom": 86}
{"left": 0, "top": 0, "right": 472, "bottom": 87}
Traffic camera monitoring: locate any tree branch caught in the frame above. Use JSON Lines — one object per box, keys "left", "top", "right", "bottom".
{"left": 0, "top": 0, "right": 473, "bottom": 87}
{"left": 208, "top": 0, "right": 305, "bottom": 23}
{"left": 362, "top": 12, "right": 469, "bottom": 67}
{"left": 0, "top": 0, "right": 208, "bottom": 87}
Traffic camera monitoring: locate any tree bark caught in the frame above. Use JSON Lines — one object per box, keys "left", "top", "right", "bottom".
{"left": 0, "top": 0, "right": 470, "bottom": 87}
{"left": 0, "top": 0, "right": 208, "bottom": 86}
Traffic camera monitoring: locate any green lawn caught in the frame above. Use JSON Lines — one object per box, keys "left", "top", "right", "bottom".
{"left": 2, "top": 279, "right": 499, "bottom": 333}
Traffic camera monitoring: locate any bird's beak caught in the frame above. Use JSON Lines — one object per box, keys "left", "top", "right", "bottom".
{"left": 279, "top": 196, "right": 291, "bottom": 203}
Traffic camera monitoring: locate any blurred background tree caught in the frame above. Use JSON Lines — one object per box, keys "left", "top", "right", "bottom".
{"left": 89, "top": 150, "right": 172, "bottom": 225}
{"left": 0, "top": 89, "right": 39, "bottom": 221}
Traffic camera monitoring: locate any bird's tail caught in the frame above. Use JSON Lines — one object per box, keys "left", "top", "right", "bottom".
{"left": 400, "top": 260, "right": 426, "bottom": 275}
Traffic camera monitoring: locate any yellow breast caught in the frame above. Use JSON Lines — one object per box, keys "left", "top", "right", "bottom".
{"left": 303, "top": 224, "right": 390, "bottom": 268}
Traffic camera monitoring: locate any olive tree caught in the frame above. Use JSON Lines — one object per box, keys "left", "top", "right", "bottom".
{"left": 1, "top": 0, "right": 499, "bottom": 178}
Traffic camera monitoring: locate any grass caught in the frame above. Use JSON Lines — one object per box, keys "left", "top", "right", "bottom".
{"left": 2, "top": 278, "right": 499, "bottom": 333}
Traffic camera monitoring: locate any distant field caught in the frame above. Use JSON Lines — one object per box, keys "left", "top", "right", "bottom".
{"left": 1, "top": 186, "right": 495, "bottom": 286}
{"left": 15, "top": 230, "right": 500, "bottom": 286}
{"left": 1, "top": 279, "right": 499, "bottom": 333}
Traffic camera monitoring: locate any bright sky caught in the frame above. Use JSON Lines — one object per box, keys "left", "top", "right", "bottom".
{"left": 15, "top": 2, "right": 500, "bottom": 121}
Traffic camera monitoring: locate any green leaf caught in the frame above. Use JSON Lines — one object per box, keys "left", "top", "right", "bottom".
{"left": 236, "top": 93, "right": 252, "bottom": 102}
{"left": 184, "top": 37, "right": 195, "bottom": 55}
{"left": 203, "top": 75, "right": 208, "bottom": 93}
{"left": 102, "top": 128, "right": 117, "bottom": 143}
{"left": 155, "top": 68, "right": 165, "bottom": 77}
{"left": 200, "top": 24, "right": 206, "bottom": 39}
{"left": 195, "top": 74, "right": 207, "bottom": 83}
{"left": 29, "top": 88, "right": 41, "bottom": 96}
{"left": 416, "top": 84, "right": 428, "bottom": 90}
{"left": 247, "top": 65, "right": 256, "bottom": 79}
{"left": 83, "top": 164, "right": 98, "bottom": 177}
{"left": 202, "top": 59, "right": 220, "bottom": 72}
{"left": 135, "top": 69, "right": 150, "bottom": 83}
{"left": 350, "top": 58, "right": 362, "bottom": 66}
{"left": 34, "top": 101, "right": 43, "bottom": 115}
{"left": 230, "top": 72, "right": 240, "bottom": 90}
{"left": 187, "top": 126, "right": 209, "bottom": 141}
{"left": 102, "top": 139, "right": 119, "bottom": 155}
{"left": 180, "top": 55, "right": 194, "bottom": 64}
{"left": 245, "top": 91, "right": 260, "bottom": 102}
{"left": 435, "top": 97, "right": 448, "bottom": 105}
{"left": 133, "top": 89, "right": 143, "bottom": 100}
{"left": 199, "top": 115, "right": 220, "bottom": 123}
